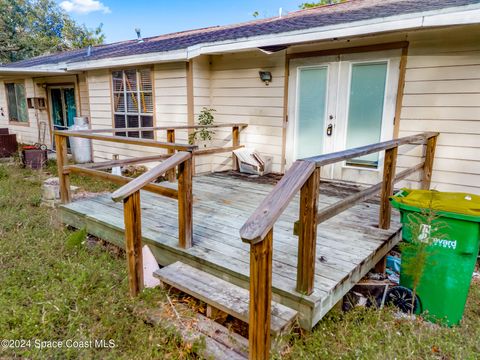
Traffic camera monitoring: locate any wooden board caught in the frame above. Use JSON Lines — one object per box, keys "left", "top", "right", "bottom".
{"left": 59, "top": 172, "right": 402, "bottom": 329}
{"left": 154, "top": 261, "right": 298, "bottom": 336}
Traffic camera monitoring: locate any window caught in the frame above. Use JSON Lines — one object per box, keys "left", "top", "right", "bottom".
{"left": 5, "top": 82, "right": 28, "bottom": 123}
{"left": 112, "top": 69, "right": 154, "bottom": 139}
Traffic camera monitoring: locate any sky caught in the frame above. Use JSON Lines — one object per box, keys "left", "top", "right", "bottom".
{"left": 57, "top": 0, "right": 305, "bottom": 43}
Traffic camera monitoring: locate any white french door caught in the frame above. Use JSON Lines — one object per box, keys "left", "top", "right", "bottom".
{"left": 287, "top": 50, "right": 401, "bottom": 184}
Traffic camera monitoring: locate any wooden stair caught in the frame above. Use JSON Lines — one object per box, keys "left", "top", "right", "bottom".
{"left": 154, "top": 261, "right": 298, "bottom": 336}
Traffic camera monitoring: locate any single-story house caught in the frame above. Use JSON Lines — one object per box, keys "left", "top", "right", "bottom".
{"left": 1, "top": 0, "right": 479, "bottom": 192}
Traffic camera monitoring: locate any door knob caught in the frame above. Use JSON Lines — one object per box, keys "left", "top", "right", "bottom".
{"left": 326, "top": 124, "right": 333, "bottom": 136}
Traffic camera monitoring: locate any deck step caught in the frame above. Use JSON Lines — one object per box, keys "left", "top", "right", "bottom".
{"left": 154, "top": 261, "right": 298, "bottom": 336}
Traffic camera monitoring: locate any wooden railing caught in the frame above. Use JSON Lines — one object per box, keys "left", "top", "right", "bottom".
{"left": 239, "top": 132, "right": 439, "bottom": 360}
{"left": 54, "top": 123, "right": 247, "bottom": 296}
{"left": 111, "top": 151, "right": 193, "bottom": 296}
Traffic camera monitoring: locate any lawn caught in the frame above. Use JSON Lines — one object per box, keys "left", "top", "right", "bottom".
{"left": 1, "top": 162, "right": 479, "bottom": 359}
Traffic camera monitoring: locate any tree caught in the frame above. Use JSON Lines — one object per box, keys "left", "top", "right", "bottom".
{"left": 0, "top": 0, "right": 105, "bottom": 64}
{"left": 299, "top": 0, "right": 345, "bottom": 9}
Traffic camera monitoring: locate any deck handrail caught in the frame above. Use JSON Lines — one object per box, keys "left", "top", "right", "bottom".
{"left": 303, "top": 131, "right": 439, "bottom": 167}
{"left": 63, "top": 123, "right": 249, "bottom": 134}
{"left": 54, "top": 130, "right": 198, "bottom": 152}
{"left": 239, "top": 160, "right": 316, "bottom": 244}
{"left": 111, "top": 151, "right": 191, "bottom": 202}
{"left": 239, "top": 131, "right": 439, "bottom": 360}
{"left": 240, "top": 131, "right": 439, "bottom": 244}
{"left": 54, "top": 123, "right": 247, "bottom": 297}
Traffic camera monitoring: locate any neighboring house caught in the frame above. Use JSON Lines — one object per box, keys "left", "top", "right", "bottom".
{"left": 0, "top": 0, "right": 479, "bottom": 192}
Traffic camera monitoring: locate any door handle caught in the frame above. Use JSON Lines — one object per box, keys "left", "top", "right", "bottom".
{"left": 326, "top": 124, "right": 333, "bottom": 136}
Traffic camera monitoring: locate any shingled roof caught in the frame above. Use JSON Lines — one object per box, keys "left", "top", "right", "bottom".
{"left": 4, "top": 0, "right": 480, "bottom": 69}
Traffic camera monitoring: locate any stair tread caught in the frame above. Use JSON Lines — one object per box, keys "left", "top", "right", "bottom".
{"left": 154, "top": 261, "right": 297, "bottom": 335}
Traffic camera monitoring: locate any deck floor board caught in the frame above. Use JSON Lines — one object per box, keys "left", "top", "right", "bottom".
{"left": 60, "top": 172, "right": 402, "bottom": 329}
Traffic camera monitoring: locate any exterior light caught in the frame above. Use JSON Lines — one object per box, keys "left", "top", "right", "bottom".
{"left": 259, "top": 71, "right": 272, "bottom": 85}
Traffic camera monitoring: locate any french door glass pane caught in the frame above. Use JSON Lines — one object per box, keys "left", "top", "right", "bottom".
{"left": 50, "top": 88, "right": 64, "bottom": 127}
{"left": 63, "top": 88, "right": 76, "bottom": 127}
{"left": 296, "top": 67, "right": 327, "bottom": 159}
{"left": 346, "top": 62, "right": 387, "bottom": 167}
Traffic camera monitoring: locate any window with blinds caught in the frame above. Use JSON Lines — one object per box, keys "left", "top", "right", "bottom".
{"left": 112, "top": 69, "right": 154, "bottom": 139}
{"left": 5, "top": 82, "right": 28, "bottom": 123}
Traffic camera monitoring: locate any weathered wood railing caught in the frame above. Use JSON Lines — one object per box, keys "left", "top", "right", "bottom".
{"left": 239, "top": 132, "right": 439, "bottom": 360}
{"left": 54, "top": 123, "right": 246, "bottom": 296}
{"left": 111, "top": 151, "right": 193, "bottom": 296}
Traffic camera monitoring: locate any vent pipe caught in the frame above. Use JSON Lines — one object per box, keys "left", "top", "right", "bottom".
{"left": 135, "top": 28, "right": 144, "bottom": 43}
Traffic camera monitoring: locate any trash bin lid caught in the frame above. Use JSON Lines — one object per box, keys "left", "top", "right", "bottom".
{"left": 391, "top": 189, "right": 480, "bottom": 220}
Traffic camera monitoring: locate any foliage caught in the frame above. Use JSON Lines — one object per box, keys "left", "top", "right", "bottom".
{"left": 0, "top": 163, "right": 197, "bottom": 359}
{"left": 0, "top": 164, "right": 479, "bottom": 359}
{"left": 399, "top": 192, "right": 448, "bottom": 310}
{"left": 278, "top": 295, "right": 480, "bottom": 359}
{"left": 299, "top": 0, "right": 345, "bottom": 9}
{"left": 188, "top": 107, "right": 216, "bottom": 146}
{"left": 0, "top": 0, "right": 105, "bottom": 64}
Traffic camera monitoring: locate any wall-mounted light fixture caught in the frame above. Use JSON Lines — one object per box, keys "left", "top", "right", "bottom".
{"left": 259, "top": 71, "right": 272, "bottom": 86}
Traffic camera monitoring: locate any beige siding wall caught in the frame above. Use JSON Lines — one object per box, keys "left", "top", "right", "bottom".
{"left": 209, "top": 51, "right": 285, "bottom": 173}
{"left": 0, "top": 74, "right": 91, "bottom": 148}
{"left": 87, "top": 63, "right": 188, "bottom": 162}
{"left": 76, "top": 24, "right": 479, "bottom": 194}
{"left": 397, "top": 26, "right": 480, "bottom": 194}
{"left": 192, "top": 55, "right": 214, "bottom": 173}
{"left": 0, "top": 78, "right": 45, "bottom": 145}
{"left": 78, "top": 73, "right": 90, "bottom": 119}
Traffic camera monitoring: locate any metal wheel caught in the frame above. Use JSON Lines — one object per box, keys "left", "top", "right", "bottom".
{"left": 385, "top": 286, "right": 421, "bottom": 314}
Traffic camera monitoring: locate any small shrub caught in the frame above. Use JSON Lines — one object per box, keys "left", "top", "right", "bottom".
{"left": 188, "top": 107, "right": 216, "bottom": 145}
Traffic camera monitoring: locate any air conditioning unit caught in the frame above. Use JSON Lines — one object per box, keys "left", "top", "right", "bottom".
{"left": 27, "top": 97, "right": 46, "bottom": 110}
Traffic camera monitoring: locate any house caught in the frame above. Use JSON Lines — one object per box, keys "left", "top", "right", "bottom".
{"left": 0, "top": 0, "right": 479, "bottom": 192}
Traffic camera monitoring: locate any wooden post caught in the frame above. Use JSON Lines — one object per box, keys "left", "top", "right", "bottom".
{"left": 421, "top": 135, "right": 437, "bottom": 190}
{"left": 249, "top": 229, "right": 273, "bottom": 360}
{"left": 55, "top": 134, "right": 71, "bottom": 204}
{"left": 232, "top": 126, "right": 240, "bottom": 171}
{"left": 178, "top": 156, "right": 193, "bottom": 248}
{"left": 296, "top": 167, "right": 320, "bottom": 295}
{"left": 123, "top": 191, "right": 143, "bottom": 297}
{"left": 379, "top": 146, "right": 398, "bottom": 230}
{"left": 166, "top": 129, "right": 176, "bottom": 182}
{"left": 374, "top": 256, "right": 387, "bottom": 273}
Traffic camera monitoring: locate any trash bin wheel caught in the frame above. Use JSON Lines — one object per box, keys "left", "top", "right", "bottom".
{"left": 385, "top": 286, "right": 421, "bottom": 314}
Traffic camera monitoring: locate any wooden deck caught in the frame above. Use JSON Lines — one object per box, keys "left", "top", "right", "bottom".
{"left": 59, "top": 172, "right": 402, "bottom": 329}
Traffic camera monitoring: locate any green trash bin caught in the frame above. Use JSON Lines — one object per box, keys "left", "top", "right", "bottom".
{"left": 389, "top": 189, "right": 480, "bottom": 326}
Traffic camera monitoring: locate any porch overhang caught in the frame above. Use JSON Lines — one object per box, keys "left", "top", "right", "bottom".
{"left": 0, "top": 67, "right": 72, "bottom": 79}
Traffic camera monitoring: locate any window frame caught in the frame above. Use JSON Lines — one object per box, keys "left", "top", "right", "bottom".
{"left": 111, "top": 67, "right": 155, "bottom": 139}
{"left": 5, "top": 81, "right": 29, "bottom": 124}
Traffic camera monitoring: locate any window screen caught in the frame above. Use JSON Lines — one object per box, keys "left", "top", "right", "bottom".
{"left": 112, "top": 69, "right": 154, "bottom": 139}
{"left": 5, "top": 83, "right": 28, "bottom": 122}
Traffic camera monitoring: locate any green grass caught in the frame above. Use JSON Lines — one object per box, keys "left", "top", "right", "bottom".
{"left": 0, "top": 163, "right": 196, "bottom": 359}
{"left": 1, "top": 162, "right": 479, "bottom": 359}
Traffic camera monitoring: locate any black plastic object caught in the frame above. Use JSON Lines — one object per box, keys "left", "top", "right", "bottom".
{"left": 385, "top": 286, "right": 421, "bottom": 314}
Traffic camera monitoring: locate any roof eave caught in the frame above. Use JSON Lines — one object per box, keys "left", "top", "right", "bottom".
{"left": 64, "top": 3, "right": 480, "bottom": 71}
{"left": 189, "top": 5, "right": 480, "bottom": 57}
{"left": 66, "top": 49, "right": 188, "bottom": 71}
{"left": 0, "top": 67, "right": 70, "bottom": 77}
